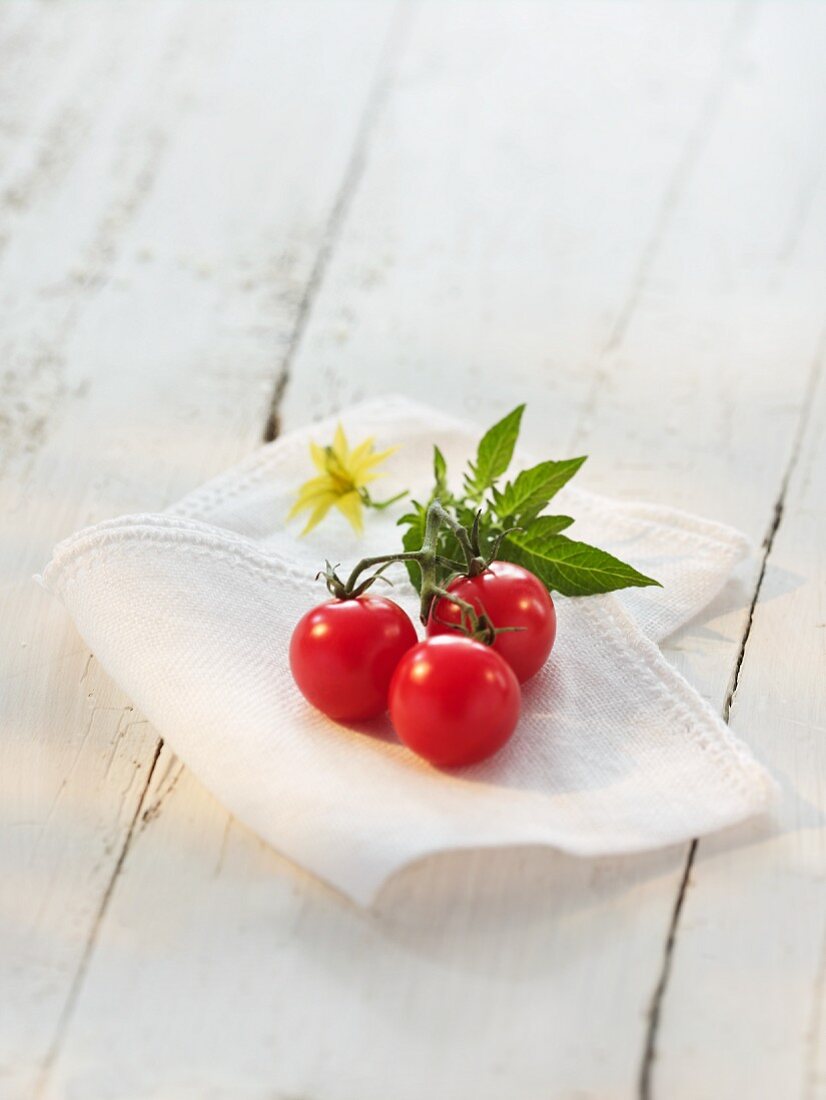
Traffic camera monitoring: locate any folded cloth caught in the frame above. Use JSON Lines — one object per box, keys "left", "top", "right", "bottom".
{"left": 40, "top": 396, "right": 775, "bottom": 903}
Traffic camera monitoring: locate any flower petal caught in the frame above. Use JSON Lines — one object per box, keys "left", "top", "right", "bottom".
{"left": 335, "top": 490, "right": 364, "bottom": 534}
{"left": 309, "top": 441, "right": 328, "bottom": 473}
{"left": 347, "top": 437, "right": 376, "bottom": 466}
{"left": 300, "top": 494, "right": 338, "bottom": 535}
{"left": 290, "top": 429, "right": 399, "bottom": 535}
{"left": 332, "top": 422, "right": 349, "bottom": 462}
{"left": 287, "top": 475, "right": 337, "bottom": 518}
{"left": 354, "top": 445, "right": 398, "bottom": 474}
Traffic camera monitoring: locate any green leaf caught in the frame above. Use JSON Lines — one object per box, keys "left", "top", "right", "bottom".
{"left": 464, "top": 404, "right": 524, "bottom": 500}
{"left": 433, "top": 445, "right": 448, "bottom": 497}
{"left": 397, "top": 502, "right": 427, "bottom": 591}
{"left": 492, "top": 457, "right": 586, "bottom": 522}
{"left": 501, "top": 530, "right": 660, "bottom": 597}
{"left": 455, "top": 502, "right": 481, "bottom": 531}
{"left": 436, "top": 527, "right": 465, "bottom": 570}
{"left": 518, "top": 514, "right": 575, "bottom": 538}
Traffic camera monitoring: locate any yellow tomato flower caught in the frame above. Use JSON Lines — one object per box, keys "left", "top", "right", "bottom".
{"left": 288, "top": 423, "right": 399, "bottom": 535}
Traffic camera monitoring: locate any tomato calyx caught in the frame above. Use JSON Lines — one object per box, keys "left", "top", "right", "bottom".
{"left": 428, "top": 601, "right": 526, "bottom": 647}
{"left": 464, "top": 510, "right": 524, "bottom": 576}
{"left": 427, "top": 560, "right": 555, "bottom": 681}
{"left": 316, "top": 500, "right": 474, "bottom": 618}
{"left": 313, "top": 501, "right": 526, "bottom": 648}
{"left": 427, "top": 586, "right": 496, "bottom": 645}
{"left": 318, "top": 559, "right": 394, "bottom": 600}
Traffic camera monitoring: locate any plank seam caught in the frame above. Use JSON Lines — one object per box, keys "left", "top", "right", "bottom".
{"left": 570, "top": 0, "right": 756, "bottom": 450}
{"left": 638, "top": 320, "right": 826, "bottom": 1098}
{"left": 723, "top": 327, "right": 826, "bottom": 723}
{"left": 638, "top": 838, "right": 697, "bottom": 1100}
{"left": 262, "top": 0, "right": 415, "bottom": 443}
{"left": 606, "top": 0, "right": 754, "bottom": 355}
{"left": 30, "top": 8, "right": 417, "bottom": 1089}
{"left": 34, "top": 736, "right": 164, "bottom": 1098}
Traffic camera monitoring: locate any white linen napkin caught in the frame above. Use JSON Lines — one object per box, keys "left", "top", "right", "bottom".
{"left": 40, "top": 396, "right": 775, "bottom": 903}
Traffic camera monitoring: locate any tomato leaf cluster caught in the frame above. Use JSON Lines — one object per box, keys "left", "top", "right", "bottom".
{"left": 398, "top": 406, "right": 661, "bottom": 598}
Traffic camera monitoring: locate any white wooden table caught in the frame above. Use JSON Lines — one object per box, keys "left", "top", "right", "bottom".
{"left": 3, "top": 2, "right": 825, "bottom": 1097}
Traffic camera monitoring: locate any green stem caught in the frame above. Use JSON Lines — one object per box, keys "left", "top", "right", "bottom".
{"left": 427, "top": 501, "right": 486, "bottom": 575}
{"left": 343, "top": 550, "right": 424, "bottom": 593}
{"left": 429, "top": 584, "right": 480, "bottom": 634}
{"left": 360, "top": 488, "right": 409, "bottom": 510}
{"left": 338, "top": 499, "right": 486, "bottom": 624}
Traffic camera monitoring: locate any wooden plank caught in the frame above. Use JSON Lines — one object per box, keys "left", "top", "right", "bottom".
{"left": 0, "top": 3, "right": 400, "bottom": 1096}
{"left": 12, "top": 2, "right": 826, "bottom": 1098}
{"left": 278, "top": 0, "right": 826, "bottom": 1091}
{"left": 650, "top": 312, "right": 826, "bottom": 1094}
{"left": 44, "top": 759, "right": 689, "bottom": 1100}
{"left": 279, "top": 0, "right": 740, "bottom": 436}
{"left": 41, "top": 3, "right": 826, "bottom": 1099}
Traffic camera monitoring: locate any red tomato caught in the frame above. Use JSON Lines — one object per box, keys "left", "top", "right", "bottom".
{"left": 290, "top": 597, "right": 417, "bottom": 721}
{"left": 389, "top": 636, "right": 521, "bottom": 767}
{"left": 427, "top": 560, "right": 556, "bottom": 682}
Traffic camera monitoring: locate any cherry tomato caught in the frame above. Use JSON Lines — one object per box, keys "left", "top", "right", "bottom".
{"left": 427, "top": 560, "right": 556, "bottom": 682}
{"left": 290, "top": 597, "right": 417, "bottom": 721}
{"left": 388, "top": 635, "right": 521, "bottom": 767}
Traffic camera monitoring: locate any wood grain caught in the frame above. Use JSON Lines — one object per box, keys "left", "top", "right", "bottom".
{"left": 1, "top": 2, "right": 824, "bottom": 1098}
{"left": 0, "top": 3, "right": 400, "bottom": 1095}
{"left": 652, "top": 334, "right": 826, "bottom": 1098}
